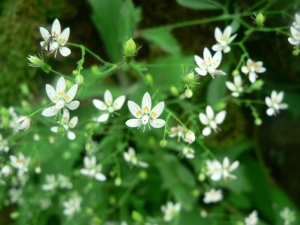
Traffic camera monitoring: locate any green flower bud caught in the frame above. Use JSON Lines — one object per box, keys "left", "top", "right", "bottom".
{"left": 57, "top": 125, "right": 66, "bottom": 135}
{"left": 124, "top": 38, "right": 136, "bottom": 57}
{"left": 247, "top": 79, "right": 264, "bottom": 92}
{"left": 114, "top": 177, "right": 122, "bottom": 186}
{"left": 1, "top": 116, "right": 10, "bottom": 129}
{"left": 109, "top": 196, "right": 116, "bottom": 205}
{"left": 198, "top": 173, "right": 206, "bottom": 181}
{"left": 232, "top": 70, "right": 239, "bottom": 76}
{"left": 75, "top": 74, "right": 84, "bottom": 84}
{"left": 72, "top": 70, "right": 79, "bottom": 75}
{"left": 138, "top": 170, "right": 147, "bottom": 180}
{"left": 132, "top": 210, "right": 144, "bottom": 223}
{"left": 160, "top": 139, "right": 168, "bottom": 148}
{"left": 255, "top": 118, "right": 262, "bottom": 126}
{"left": 192, "top": 189, "right": 200, "bottom": 197}
{"left": 42, "top": 63, "right": 52, "bottom": 73}
{"left": 255, "top": 13, "right": 265, "bottom": 27}
{"left": 184, "top": 72, "right": 195, "bottom": 83}
{"left": 145, "top": 73, "right": 153, "bottom": 84}
{"left": 184, "top": 88, "right": 193, "bottom": 98}
{"left": 170, "top": 86, "right": 179, "bottom": 96}
{"left": 215, "top": 101, "right": 227, "bottom": 111}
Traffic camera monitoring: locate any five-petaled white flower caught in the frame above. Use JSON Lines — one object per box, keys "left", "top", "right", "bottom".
{"left": 265, "top": 90, "right": 288, "bottom": 116}
{"left": 40, "top": 18, "right": 71, "bottom": 57}
{"left": 203, "top": 188, "right": 223, "bottom": 204}
{"left": 212, "top": 26, "right": 237, "bottom": 53}
{"left": 288, "top": 26, "right": 300, "bottom": 47}
{"left": 126, "top": 92, "right": 165, "bottom": 131}
{"left": 225, "top": 75, "right": 244, "bottom": 97}
{"left": 245, "top": 210, "right": 259, "bottom": 225}
{"left": 80, "top": 156, "right": 106, "bottom": 181}
{"left": 93, "top": 90, "right": 126, "bottom": 122}
{"left": 280, "top": 207, "right": 296, "bottom": 225}
{"left": 161, "top": 201, "right": 181, "bottom": 222}
{"left": 63, "top": 195, "right": 82, "bottom": 216}
{"left": 123, "top": 147, "right": 149, "bottom": 168}
{"left": 205, "top": 157, "right": 239, "bottom": 181}
{"left": 194, "top": 47, "right": 226, "bottom": 78}
{"left": 199, "top": 105, "right": 226, "bottom": 136}
{"left": 42, "top": 76, "right": 80, "bottom": 117}
{"left": 241, "top": 59, "right": 266, "bottom": 83}
{"left": 169, "top": 125, "right": 186, "bottom": 142}
{"left": 10, "top": 153, "right": 30, "bottom": 177}
{"left": 51, "top": 109, "right": 78, "bottom": 140}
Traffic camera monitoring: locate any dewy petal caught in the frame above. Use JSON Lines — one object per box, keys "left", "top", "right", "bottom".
{"left": 67, "top": 131, "right": 76, "bottom": 140}
{"left": 104, "top": 90, "right": 113, "bottom": 106}
{"left": 46, "top": 84, "right": 57, "bottom": 103}
{"left": 40, "top": 27, "right": 51, "bottom": 40}
{"left": 125, "top": 119, "right": 141, "bottom": 128}
{"left": 97, "top": 113, "right": 109, "bottom": 122}
{"left": 69, "top": 116, "right": 78, "bottom": 128}
{"left": 212, "top": 51, "right": 222, "bottom": 68}
{"left": 128, "top": 101, "right": 142, "bottom": 118}
{"left": 65, "top": 84, "right": 78, "bottom": 103}
{"left": 42, "top": 106, "right": 60, "bottom": 117}
{"left": 199, "top": 113, "right": 209, "bottom": 125}
{"left": 59, "top": 28, "right": 70, "bottom": 45}
{"left": 113, "top": 95, "right": 125, "bottom": 110}
{"left": 151, "top": 102, "right": 164, "bottom": 119}
{"left": 51, "top": 19, "right": 61, "bottom": 37}
{"left": 59, "top": 47, "right": 71, "bottom": 57}
{"left": 206, "top": 105, "right": 215, "bottom": 120}
{"left": 67, "top": 100, "right": 80, "bottom": 110}
{"left": 56, "top": 76, "right": 66, "bottom": 94}
{"left": 150, "top": 119, "right": 165, "bottom": 128}
{"left": 215, "top": 111, "right": 226, "bottom": 124}
{"left": 202, "top": 126, "right": 212, "bottom": 136}
{"left": 142, "top": 92, "right": 152, "bottom": 112}
{"left": 93, "top": 99, "right": 107, "bottom": 111}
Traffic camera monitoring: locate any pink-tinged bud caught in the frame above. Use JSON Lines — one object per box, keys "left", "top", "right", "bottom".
{"left": 15, "top": 116, "right": 31, "bottom": 131}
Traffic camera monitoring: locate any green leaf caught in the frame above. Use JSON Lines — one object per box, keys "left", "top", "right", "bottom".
{"left": 132, "top": 210, "right": 144, "bottom": 223}
{"left": 141, "top": 28, "right": 181, "bottom": 53}
{"left": 176, "top": 0, "right": 222, "bottom": 10}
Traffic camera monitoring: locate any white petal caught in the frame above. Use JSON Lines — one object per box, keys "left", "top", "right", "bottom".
{"left": 215, "top": 111, "right": 226, "bottom": 124}
{"left": 290, "top": 26, "right": 300, "bottom": 39}
{"left": 194, "top": 55, "right": 204, "bottom": 68}
{"left": 206, "top": 105, "right": 214, "bottom": 119}
{"left": 223, "top": 26, "right": 232, "bottom": 37}
{"left": 276, "top": 91, "right": 284, "bottom": 102}
{"left": 46, "top": 84, "right": 57, "bottom": 103}
{"left": 214, "top": 27, "right": 222, "bottom": 41}
{"left": 288, "top": 37, "right": 300, "bottom": 45}
{"left": 199, "top": 113, "right": 209, "bottom": 125}
{"left": 59, "top": 28, "right": 70, "bottom": 45}
{"left": 69, "top": 116, "right": 78, "bottom": 128}
{"left": 59, "top": 47, "right": 71, "bottom": 57}
{"left": 226, "top": 81, "right": 236, "bottom": 91}
{"left": 97, "top": 113, "right": 109, "bottom": 122}
{"left": 211, "top": 172, "right": 222, "bottom": 181}
{"left": 104, "top": 90, "right": 113, "bottom": 106}
{"left": 203, "top": 48, "right": 212, "bottom": 64}
{"left": 93, "top": 99, "right": 107, "bottom": 111}
{"left": 150, "top": 119, "right": 165, "bottom": 128}
{"left": 212, "top": 44, "right": 223, "bottom": 52}
{"left": 265, "top": 97, "right": 272, "bottom": 107}
{"left": 56, "top": 76, "right": 66, "bottom": 94}
{"left": 51, "top": 19, "right": 61, "bottom": 37}
{"left": 55, "top": 100, "right": 65, "bottom": 109}
{"left": 67, "top": 101, "right": 80, "bottom": 110}
{"left": 113, "top": 95, "right": 125, "bottom": 110}
{"left": 67, "top": 131, "right": 76, "bottom": 140}
{"left": 150, "top": 102, "right": 164, "bottom": 119}
{"left": 223, "top": 157, "right": 230, "bottom": 168}
{"left": 65, "top": 84, "right": 78, "bottom": 102}
{"left": 229, "top": 161, "right": 239, "bottom": 171}
{"left": 202, "top": 127, "right": 212, "bottom": 136}
{"left": 51, "top": 126, "right": 58, "bottom": 133}
{"left": 42, "top": 106, "right": 60, "bottom": 117}
{"left": 266, "top": 108, "right": 275, "bottom": 116}
{"left": 212, "top": 51, "right": 222, "bottom": 68}
{"left": 142, "top": 92, "right": 152, "bottom": 112}
{"left": 125, "top": 119, "right": 141, "bottom": 128}
{"left": 95, "top": 173, "right": 106, "bottom": 181}
{"left": 62, "top": 108, "right": 70, "bottom": 123}
{"left": 40, "top": 27, "right": 51, "bottom": 40}
{"left": 195, "top": 67, "right": 207, "bottom": 76}
{"left": 249, "top": 73, "right": 256, "bottom": 83}
{"left": 128, "top": 101, "right": 142, "bottom": 118}
{"left": 241, "top": 66, "right": 249, "bottom": 74}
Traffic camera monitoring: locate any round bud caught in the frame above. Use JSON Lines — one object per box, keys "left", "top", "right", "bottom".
{"left": 160, "top": 139, "right": 168, "bottom": 148}
{"left": 184, "top": 88, "right": 193, "bottom": 98}
{"left": 72, "top": 70, "right": 79, "bottom": 75}
{"left": 232, "top": 70, "right": 239, "bottom": 76}
{"left": 198, "top": 173, "right": 206, "bottom": 181}
{"left": 75, "top": 74, "right": 84, "bottom": 84}
{"left": 138, "top": 170, "right": 147, "bottom": 180}
{"left": 255, "top": 118, "right": 262, "bottom": 126}
{"left": 255, "top": 13, "right": 265, "bottom": 27}
{"left": 124, "top": 38, "right": 136, "bottom": 57}
{"left": 170, "top": 86, "right": 179, "bottom": 96}
{"left": 145, "top": 73, "right": 153, "bottom": 84}
{"left": 184, "top": 72, "right": 195, "bottom": 83}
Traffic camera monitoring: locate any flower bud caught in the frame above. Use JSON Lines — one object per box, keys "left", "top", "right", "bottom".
{"left": 15, "top": 116, "right": 31, "bottom": 131}
{"left": 183, "top": 130, "right": 195, "bottom": 144}
{"left": 184, "top": 72, "right": 195, "bottom": 83}
{"left": 72, "top": 70, "right": 79, "bottom": 75}
{"left": 255, "top": 13, "right": 265, "bottom": 27}
{"left": 124, "top": 38, "right": 136, "bottom": 63}
{"left": 138, "top": 170, "right": 147, "bottom": 180}
{"left": 145, "top": 73, "right": 153, "bottom": 84}
{"left": 160, "top": 139, "right": 168, "bottom": 148}
{"left": 75, "top": 74, "right": 84, "bottom": 84}
{"left": 232, "top": 70, "right": 239, "bottom": 76}
{"left": 184, "top": 88, "right": 193, "bottom": 98}
{"left": 254, "top": 118, "right": 262, "bottom": 126}
{"left": 198, "top": 173, "right": 206, "bottom": 181}
{"left": 247, "top": 79, "right": 264, "bottom": 92}
{"left": 114, "top": 177, "right": 122, "bottom": 186}
{"left": 170, "top": 86, "right": 179, "bottom": 96}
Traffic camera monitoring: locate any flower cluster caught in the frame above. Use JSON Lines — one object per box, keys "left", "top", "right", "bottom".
{"left": 288, "top": 13, "right": 300, "bottom": 47}
{"left": 42, "top": 174, "right": 73, "bottom": 191}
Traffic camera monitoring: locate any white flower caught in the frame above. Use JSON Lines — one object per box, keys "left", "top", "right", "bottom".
{"left": 10, "top": 153, "right": 30, "bottom": 176}
{"left": 123, "top": 147, "right": 149, "bottom": 168}
{"left": 0, "top": 134, "right": 9, "bottom": 152}
{"left": 8, "top": 188, "right": 22, "bottom": 204}
{"left": 161, "top": 201, "right": 181, "bottom": 222}
{"left": 199, "top": 105, "right": 226, "bottom": 136}
{"left": 183, "top": 130, "right": 196, "bottom": 144}
{"left": 42, "top": 76, "right": 79, "bottom": 117}
{"left": 15, "top": 116, "right": 31, "bottom": 131}
{"left": 40, "top": 18, "right": 71, "bottom": 57}
{"left": 292, "top": 13, "right": 300, "bottom": 29}
{"left": 241, "top": 59, "right": 266, "bottom": 83}
{"left": 280, "top": 207, "right": 296, "bottom": 225}
{"left": 265, "top": 90, "right": 288, "bottom": 116}
{"left": 288, "top": 26, "right": 300, "bottom": 47}
{"left": 57, "top": 174, "right": 73, "bottom": 189}
{"left": 205, "top": 157, "right": 239, "bottom": 181}
{"left": 169, "top": 125, "right": 186, "bottom": 142}
{"left": 80, "top": 156, "right": 106, "bottom": 181}
{"left": 203, "top": 188, "right": 223, "bottom": 204}
{"left": 93, "top": 90, "right": 125, "bottom": 122}
{"left": 51, "top": 109, "right": 78, "bottom": 140}
{"left": 194, "top": 48, "right": 226, "bottom": 78}
{"left": 225, "top": 75, "right": 244, "bottom": 97}
{"left": 1, "top": 165, "right": 12, "bottom": 176}
{"left": 245, "top": 210, "right": 259, "bottom": 225}
{"left": 212, "top": 26, "right": 237, "bottom": 53}
{"left": 63, "top": 195, "right": 82, "bottom": 216}
{"left": 182, "top": 146, "right": 195, "bottom": 159}
{"left": 42, "top": 174, "right": 58, "bottom": 191}
{"left": 125, "top": 92, "right": 165, "bottom": 131}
